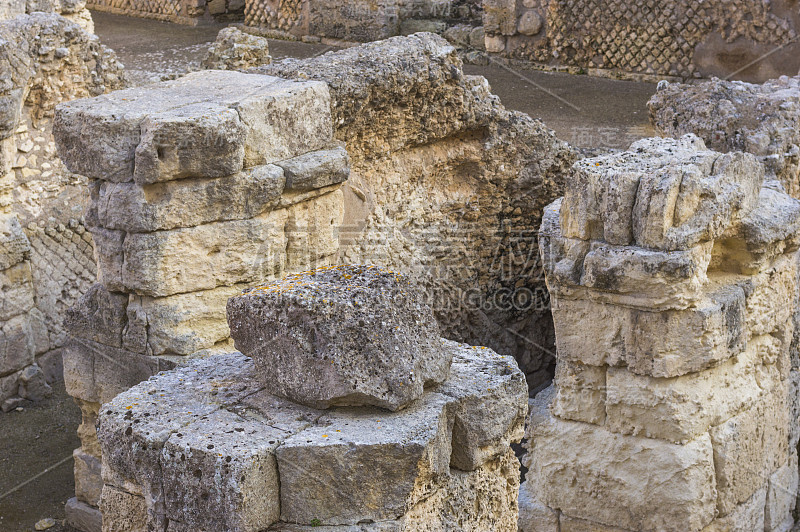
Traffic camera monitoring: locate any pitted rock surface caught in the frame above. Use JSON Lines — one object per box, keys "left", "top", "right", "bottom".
{"left": 227, "top": 265, "right": 453, "bottom": 411}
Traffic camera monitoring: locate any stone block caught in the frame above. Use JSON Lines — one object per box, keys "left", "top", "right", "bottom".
{"left": 90, "top": 227, "right": 125, "bottom": 292}
{"left": 65, "top": 283, "right": 128, "bottom": 348}
{"left": 100, "top": 485, "right": 148, "bottom": 532}
{"left": 161, "top": 409, "right": 282, "bottom": 532}
{"left": 74, "top": 448, "right": 103, "bottom": 506}
{"left": 742, "top": 252, "right": 798, "bottom": 337}
{"left": 133, "top": 103, "right": 246, "bottom": 186}
{"left": 560, "top": 515, "right": 633, "bottom": 532}
{"left": 65, "top": 497, "right": 102, "bottom": 532}
{"left": 0, "top": 313, "right": 35, "bottom": 377}
{"left": 562, "top": 135, "right": 763, "bottom": 250}
{"left": 518, "top": 481, "right": 558, "bottom": 532}
{"left": 552, "top": 359, "right": 606, "bottom": 425}
{"left": 76, "top": 398, "right": 102, "bottom": 458}
{"left": 96, "top": 164, "right": 285, "bottom": 232}
{"left": 54, "top": 71, "right": 281, "bottom": 183}
{"left": 551, "top": 280, "right": 746, "bottom": 377}
{"left": 284, "top": 190, "right": 343, "bottom": 271}
{"left": 0, "top": 260, "right": 34, "bottom": 321}
{"left": 0, "top": 369, "right": 21, "bottom": 403}
{"left": 431, "top": 340, "right": 528, "bottom": 470}
{"left": 764, "top": 454, "right": 798, "bottom": 532}
{"left": 227, "top": 265, "right": 452, "bottom": 411}
{"left": 529, "top": 411, "right": 716, "bottom": 531}
{"left": 235, "top": 79, "right": 333, "bottom": 167}
{"left": 0, "top": 215, "right": 30, "bottom": 270}
{"left": 277, "top": 144, "right": 349, "bottom": 192}
{"left": 702, "top": 486, "right": 766, "bottom": 532}
{"left": 124, "top": 284, "right": 248, "bottom": 356}
{"left": 18, "top": 363, "right": 51, "bottom": 401}
{"left": 108, "top": 208, "right": 289, "bottom": 297}
{"left": 605, "top": 343, "right": 765, "bottom": 444}
{"left": 710, "top": 389, "right": 789, "bottom": 516}
{"left": 541, "top": 199, "right": 715, "bottom": 311}
{"left": 276, "top": 392, "right": 452, "bottom": 525}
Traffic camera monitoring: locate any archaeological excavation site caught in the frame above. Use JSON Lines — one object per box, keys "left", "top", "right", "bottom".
{"left": 1, "top": 0, "right": 800, "bottom": 531}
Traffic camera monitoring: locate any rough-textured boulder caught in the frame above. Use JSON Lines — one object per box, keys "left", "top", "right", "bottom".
{"left": 649, "top": 76, "right": 800, "bottom": 198}
{"left": 202, "top": 27, "right": 272, "bottom": 71}
{"left": 227, "top": 265, "right": 452, "bottom": 411}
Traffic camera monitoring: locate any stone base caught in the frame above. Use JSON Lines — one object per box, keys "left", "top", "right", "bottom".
{"left": 65, "top": 497, "right": 102, "bottom": 532}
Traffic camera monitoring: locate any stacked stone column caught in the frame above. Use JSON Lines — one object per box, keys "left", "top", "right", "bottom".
{"left": 53, "top": 69, "right": 348, "bottom": 530}
{"left": 521, "top": 135, "right": 800, "bottom": 531}
{"left": 96, "top": 265, "right": 529, "bottom": 530}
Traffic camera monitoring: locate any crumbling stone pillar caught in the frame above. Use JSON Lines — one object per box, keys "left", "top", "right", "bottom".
{"left": 96, "top": 265, "right": 528, "bottom": 530}
{"left": 53, "top": 69, "right": 348, "bottom": 531}
{"left": 521, "top": 135, "right": 800, "bottom": 531}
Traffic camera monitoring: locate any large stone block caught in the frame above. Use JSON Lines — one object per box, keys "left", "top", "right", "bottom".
{"left": 0, "top": 313, "right": 35, "bottom": 377}
{"left": 551, "top": 280, "right": 746, "bottom": 377}
{"left": 518, "top": 481, "right": 558, "bottom": 532}
{"left": 702, "top": 486, "right": 766, "bottom": 532}
{"left": 0, "top": 215, "right": 30, "bottom": 270}
{"left": 109, "top": 209, "right": 289, "bottom": 297}
{"left": 562, "top": 135, "right": 763, "bottom": 251}
{"left": 552, "top": 359, "right": 606, "bottom": 425}
{"left": 529, "top": 411, "right": 716, "bottom": 531}
{"left": 99, "top": 485, "right": 148, "bottom": 532}
{"left": 764, "top": 454, "right": 798, "bottom": 532}
{"left": 124, "top": 284, "right": 248, "bottom": 356}
{"left": 227, "top": 265, "right": 452, "bottom": 411}
{"left": 65, "top": 283, "right": 128, "bottom": 348}
{"left": 431, "top": 340, "right": 528, "bottom": 470}
{"left": 133, "top": 104, "right": 247, "bottom": 186}
{"left": 0, "top": 260, "right": 34, "bottom": 321}
{"left": 541, "top": 198, "right": 714, "bottom": 311}
{"left": 97, "top": 164, "right": 285, "bottom": 232}
{"left": 276, "top": 392, "right": 452, "bottom": 525}
{"left": 277, "top": 144, "right": 350, "bottom": 192}
{"left": 710, "top": 389, "right": 789, "bottom": 516}
{"left": 605, "top": 341, "right": 767, "bottom": 444}
{"left": 54, "top": 70, "right": 332, "bottom": 183}
{"left": 161, "top": 409, "right": 282, "bottom": 532}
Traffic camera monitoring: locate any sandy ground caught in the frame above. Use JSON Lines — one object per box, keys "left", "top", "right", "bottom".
{"left": 0, "top": 11, "right": 657, "bottom": 531}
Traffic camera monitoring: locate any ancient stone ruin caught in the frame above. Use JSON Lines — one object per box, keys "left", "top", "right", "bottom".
{"left": 0, "top": 11, "right": 124, "bottom": 412}
{"left": 54, "top": 68, "right": 347, "bottom": 526}
{"left": 96, "top": 265, "right": 528, "bottom": 530}
{"left": 520, "top": 134, "right": 800, "bottom": 531}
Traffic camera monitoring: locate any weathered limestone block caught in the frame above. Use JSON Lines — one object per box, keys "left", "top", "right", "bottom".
{"left": 0, "top": 215, "right": 30, "bottom": 270}
{"left": 202, "top": 27, "right": 272, "bottom": 71}
{"left": 284, "top": 190, "right": 343, "bottom": 271}
{"left": 559, "top": 515, "right": 633, "bottom": 532}
{"left": 227, "top": 265, "right": 452, "bottom": 411}
{"left": 124, "top": 285, "right": 248, "bottom": 356}
{"left": 741, "top": 252, "right": 798, "bottom": 337}
{"left": 107, "top": 209, "right": 289, "bottom": 297}
{"left": 605, "top": 342, "right": 768, "bottom": 444}
{"left": 552, "top": 359, "right": 606, "bottom": 425}
{"left": 17, "top": 362, "right": 51, "bottom": 401}
{"left": 0, "top": 260, "right": 34, "bottom": 321}
{"left": 518, "top": 481, "right": 559, "bottom": 532}
{"left": 54, "top": 71, "right": 332, "bottom": 183}
{"left": 99, "top": 485, "right": 147, "bottom": 532}
{"left": 134, "top": 105, "right": 247, "bottom": 186}
{"left": 561, "top": 135, "right": 763, "bottom": 251}
{"left": 710, "top": 388, "right": 789, "bottom": 516}
{"left": 96, "top": 164, "right": 285, "bottom": 232}
{"left": 551, "top": 281, "right": 746, "bottom": 378}
{"left": 764, "top": 454, "right": 798, "bottom": 532}
{"left": 65, "top": 283, "right": 128, "bottom": 348}
{"left": 541, "top": 199, "right": 715, "bottom": 311}
{"left": 0, "top": 313, "right": 35, "bottom": 377}
{"left": 74, "top": 448, "right": 103, "bottom": 506}
{"left": 432, "top": 340, "right": 528, "bottom": 470}
{"left": 65, "top": 497, "right": 102, "bottom": 532}
{"left": 276, "top": 392, "right": 452, "bottom": 525}
{"left": 529, "top": 411, "right": 717, "bottom": 531}
{"left": 277, "top": 144, "right": 349, "bottom": 192}
{"left": 712, "top": 187, "right": 800, "bottom": 274}
{"left": 160, "top": 409, "right": 282, "bottom": 532}
{"left": 76, "top": 398, "right": 101, "bottom": 457}
{"left": 702, "top": 486, "right": 766, "bottom": 532}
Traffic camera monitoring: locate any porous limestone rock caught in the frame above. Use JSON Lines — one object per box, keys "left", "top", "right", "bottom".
{"left": 202, "top": 27, "right": 272, "bottom": 71}
{"left": 649, "top": 76, "right": 800, "bottom": 198}
{"left": 227, "top": 265, "right": 452, "bottom": 411}
{"left": 54, "top": 70, "right": 332, "bottom": 184}
{"left": 529, "top": 410, "right": 717, "bottom": 531}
